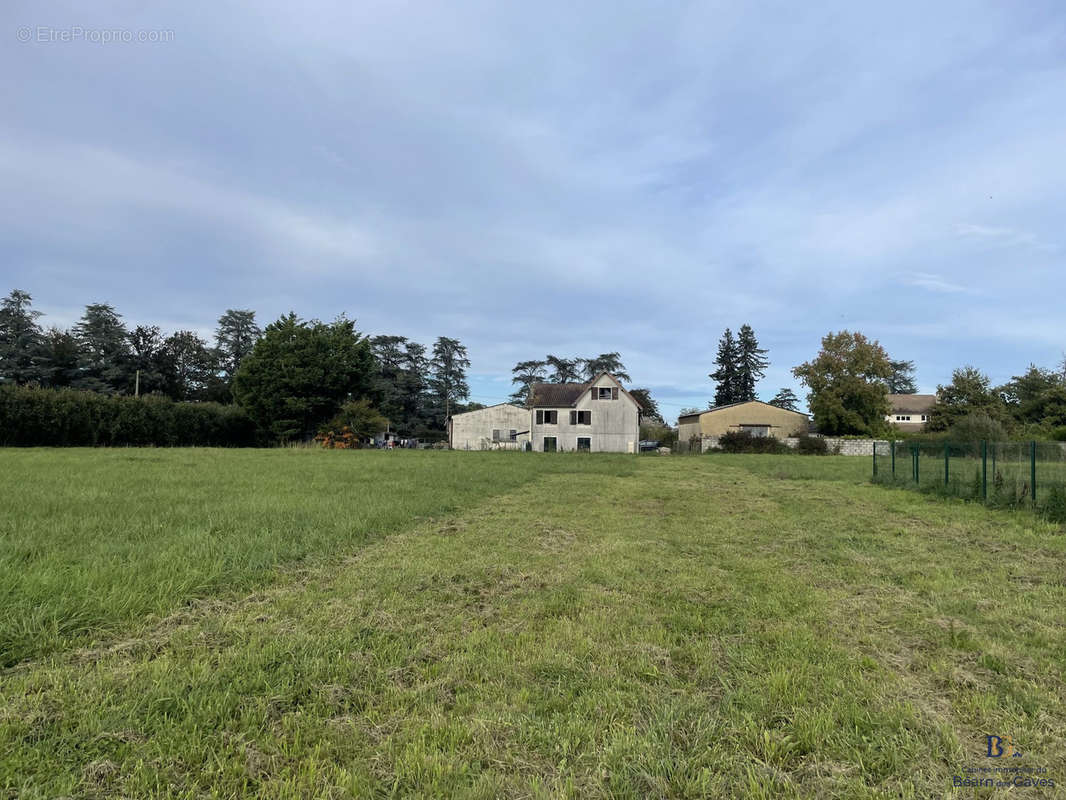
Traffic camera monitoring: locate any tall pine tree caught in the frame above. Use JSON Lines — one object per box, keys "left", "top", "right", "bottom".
{"left": 769, "top": 387, "right": 800, "bottom": 411}
{"left": 886, "top": 359, "right": 917, "bottom": 394}
{"left": 72, "top": 303, "right": 131, "bottom": 394}
{"left": 545, "top": 355, "right": 581, "bottom": 383}
{"left": 583, "top": 352, "right": 630, "bottom": 382}
{"left": 510, "top": 359, "right": 547, "bottom": 404}
{"left": 736, "top": 324, "right": 769, "bottom": 402}
{"left": 429, "top": 336, "right": 470, "bottom": 426}
{"left": 0, "top": 289, "right": 43, "bottom": 385}
{"left": 215, "top": 310, "right": 261, "bottom": 390}
{"left": 709, "top": 328, "right": 739, "bottom": 406}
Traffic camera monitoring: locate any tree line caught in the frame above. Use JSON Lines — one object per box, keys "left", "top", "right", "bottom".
{"left": 507, "top": 352, "right": 664, "bottom": 422}
{"left": 0, "top": 290, "right": 260, "bottom": 401}
{"left": 0, "top": 289, "right": 474, "bottom": 444}
{"left": 698, "top": 323, "right": 918, "bottom": 416}
{"left": 791, "top": 330, "right": 1066, "bottom": 440}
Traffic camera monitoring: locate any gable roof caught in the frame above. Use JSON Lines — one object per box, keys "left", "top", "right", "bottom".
{"left": 887, "top": 394, "right": 936, "bottom": 414}
{"left": 529, "top": 372, "right": 644, "bottom": 410}
{"left": 529, "top": 383, "right": 587, "bottom": 407}
{"left": 446, "top": 402, "right": 527, "bottom": 423}
{"left": 677, "top": 399, "right": 809, "bottom": 423}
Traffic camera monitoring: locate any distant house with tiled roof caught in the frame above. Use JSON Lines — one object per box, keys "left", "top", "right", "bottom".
{"left": 884, "top": 394, "right": 936, "bottom": 432}
{"left": 528, "top": 372, "right": 642, "bottom": 452}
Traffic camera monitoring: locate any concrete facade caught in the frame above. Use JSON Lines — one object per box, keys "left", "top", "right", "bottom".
{"left": 529, "top": 373, "right": 640, "bottom": 453}
{"left": 447, "top": 404, "right": 530, "bottom": 450}
{"left": 678, "top": 401, "right": 809, "bottom": 445}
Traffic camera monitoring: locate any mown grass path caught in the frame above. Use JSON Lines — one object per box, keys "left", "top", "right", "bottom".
{"left": 0, "top": 449, "right": 634, "bottom": 665}
{"left": 2, "top": 453, "right": 1064, "bottom": 798}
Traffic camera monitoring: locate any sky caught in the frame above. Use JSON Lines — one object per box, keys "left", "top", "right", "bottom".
{"left": 4, "top": 1, "right": 1065, "bottom": 419}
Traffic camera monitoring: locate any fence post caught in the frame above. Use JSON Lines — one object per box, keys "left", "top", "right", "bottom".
{"left": 1031, "top": 440, "right": 1037, "bottom": 506}
{"left": 873, "top": 442, "right": 878, "bottom": 477}
{"left": 914, "top": 444, "right": 920, "bottom": 484}
{"left": 891, "top": 440, "right": 896, "bottom": 477}
{"left": 944, "top": 442, "right": 949, "bottom": 487}
{"left": 981, "top": 440, "right": 987, "bottom": 501}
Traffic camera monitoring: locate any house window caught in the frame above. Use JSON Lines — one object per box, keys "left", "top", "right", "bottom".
{"left": 536, "top": 410, "right": 558, "bottom": 425}
{"left": 509, "top": 429, "right": 517, "bottom": 440}
{"left": 543, "top": 437, "right": 557, "bottom": 452}
{"left": 577, "top": 437, "right": 591, "bottom": 451}
{"left": 740, "top": 425, "right": 770, "bottom": 438}
{"left": 492, "top": 429, "right": 500, "bottom": 441}
{"left": 920, "top": 415, "right": 927, "bottom": 422}
{"left": 598, "top": 387, "right": 613, "bottom": 399}
{"left": 569, "top": 410, "right": 591, "bottom": 425}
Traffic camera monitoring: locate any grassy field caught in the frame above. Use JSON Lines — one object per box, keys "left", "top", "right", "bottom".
{"left": 2, "top": 450, "right": 1065, "bottom": 798}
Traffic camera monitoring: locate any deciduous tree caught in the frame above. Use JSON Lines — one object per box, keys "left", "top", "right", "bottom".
{"left": 127, "top": 325, "right": 170, "bottom": 396}
{"left": 792, "top": 331, "right": 892, "bottom": 435}
{"left": 38, "top": 327, "right": 79, "bottom": 388}
{"left": 926, "top": 366, "right": 1008, "bottom": 432}
{"left": 161, "top": 330, "right": 218, "bottom": 401}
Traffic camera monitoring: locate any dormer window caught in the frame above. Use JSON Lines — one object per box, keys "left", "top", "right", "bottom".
{"left": 596, "top": 386, "right": 618, "bottom": 400}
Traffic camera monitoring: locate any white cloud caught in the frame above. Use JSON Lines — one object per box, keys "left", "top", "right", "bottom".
{"left": 954, "top": 223, "right": 1055, "bottom": 251}
{"left": 3, "top": 0, "right": 1066, "bottom": 395}
{"left": 904, "top": 272, "right": 973, "bottom": 294}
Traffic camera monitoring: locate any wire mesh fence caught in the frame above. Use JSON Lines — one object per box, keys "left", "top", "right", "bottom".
{"left": 872, "top": 440, "right": 1066, "bottom": 520}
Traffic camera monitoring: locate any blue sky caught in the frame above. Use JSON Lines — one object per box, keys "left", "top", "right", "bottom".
{"left": 4, "top": 1, "right": 1065, "bottom": 418}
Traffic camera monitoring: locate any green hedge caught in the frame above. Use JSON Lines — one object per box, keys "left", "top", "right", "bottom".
{"left": 713, "top": 430, "right": 792, "bottom": 454}
{"left": 0, "top": 385, "right": 259, "bottom": 447}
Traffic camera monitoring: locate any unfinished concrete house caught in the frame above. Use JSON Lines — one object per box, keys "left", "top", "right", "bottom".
{"left": 528, "top": 372, "right": 642, "bottom": 453}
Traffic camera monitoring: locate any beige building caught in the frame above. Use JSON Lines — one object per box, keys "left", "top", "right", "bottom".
{"left": 447, "top": 403, "right": 530, "bottom": 450}
{"left": 885, "top": 394, "right": 936, "bottom": 432}
{"left": 678, "top": 401, "right": 809, "bottom": 447}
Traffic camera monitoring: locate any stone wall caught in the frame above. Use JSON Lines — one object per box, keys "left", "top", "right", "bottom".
{"left": 819, "top": 438, "right": 888, "bottom": 456}
{"left": 700, "top": 435, "right": 887, "bottom": 456}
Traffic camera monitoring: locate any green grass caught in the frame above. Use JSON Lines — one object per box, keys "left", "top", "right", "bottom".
{"left": 0, "top": 449, "right": 635, "bottom": 665}
{"left": 2, "top": 451, "right": 1065, "bottom": 798}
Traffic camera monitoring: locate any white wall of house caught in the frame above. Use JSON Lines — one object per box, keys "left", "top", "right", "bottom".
{"left": 448, "top": 404, "right": 530, "bottom": 450}
{"left": 530, "top": 375, "right": 639, "bottom": 453}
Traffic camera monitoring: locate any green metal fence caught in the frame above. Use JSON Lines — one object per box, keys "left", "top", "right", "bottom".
{"left": 872, "top": 440, "right": 1066, "bottom": 519}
